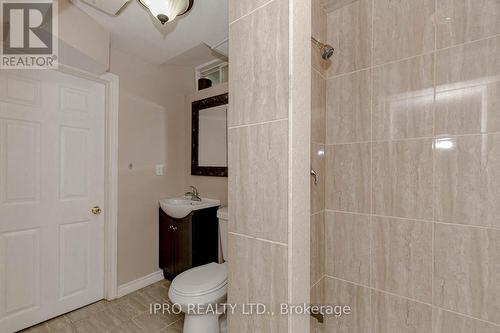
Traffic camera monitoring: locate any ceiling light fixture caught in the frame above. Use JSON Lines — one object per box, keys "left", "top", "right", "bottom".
{"left": 138, "top": 0, "right": 194, "bottom": 25}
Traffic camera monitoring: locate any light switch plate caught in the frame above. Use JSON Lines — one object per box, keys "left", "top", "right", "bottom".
{"left": 155, "top": 164, "right": 164, "bottom": 176}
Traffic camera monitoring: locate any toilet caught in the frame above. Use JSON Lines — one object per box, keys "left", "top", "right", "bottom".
{"left": 168, "top": 207, "right": 229, "bottom": 333}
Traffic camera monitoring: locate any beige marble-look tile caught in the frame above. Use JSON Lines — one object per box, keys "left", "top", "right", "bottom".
{"left": 106, "top": 320, "right": 145, "bottom": 333}
{"left": 312, "top": 0, "right": 330, "bottom": 75}
{"left": 228, "top": 120, "right": 288, "bottom": 243}
{"left": 77, "top": 310, "right": 123, "bottom": 332}
{"left": 436, "top": 0, "right": 500, "bottom": 49}
{"left": 156, "top": 279, "right": 171, "bottom": 289}
{"left": 310, "top": 278, "right": 325, "bottom": 333}
{"left": 326, "top": 0, "right": 372, "bottom": 76}
{"left": 326, "top": 69, "right": 371, "bottom": 144}
{"left": 311, "top": 319, "right": 325, "bottom": 333}
{"left": 372, "top": 139, "right": 433, "bottom": 220}
{"left": 434, "top": 224, "right": 500, "bottom": 324}
{"left": 325, "top": 211, "right": 370, "bottom": 285}
{"left": 321, "top": 0, "right": 359, "bottom": 13}
{"left": 311, "top": 144, "right": 325, "bottom": 214}
{"left": 371, "top": 291, "right": 432, "bottom": 333}
{"left": 434, "top": 134, "right": 500, "bottom": 228}
{"left": 158, "top": 319, "right": 184, "bottom": 333}
{"left": 132, "top": 312, "right": 179, "bottom": 333}
{"left": 21, "top": 323, "right": 50, "bottom": 333}
{"left": 228, "top": 0, "right": 270, "bottom": 23}
{"left": 435, "top": 36, "right": 500, "bottom": 135}
{"left": 73, "top": 320, "right": 100, "bottom": 333}
{"left": 44, "top": 315, "right": 72, "bottom": 331}
{"left": 114, "top": 290, "right": 155, "bottom": 314}
{"left": 311, "top": 277, "right": 325, "bottom": 307}
{"left": 22, "top": 317, "right": 75, "bottom": 332}
{"left": 372, "top": 55, "right": 434, "bottom": 140}
{"left": 140, "top": 282, "right": 170, "bottom": 303}
{"left": 312, "top": 49, "right": 332, "bottom": 77}
{"left": 311, "top": 212, "right": 325, "bottom": 286}
{"left": 433, "top": 308, "right": 500, "bottom": 333}
{"left": 66, "top": 300, "right": 108, "bottom": 322}
{"left": 227, "top": 234, "right": 288, "bottom": 332}
{"left": 228, "top": 0, "right": 289, "bottom": 127}
{"left": 313, "top": 0, "right": 326, "bottom": 42}
{"left": 107, "top": 301, "right": 144, "bottom": 324}
{"left": 52, "top": 324, "right": 77, "bottom": 333}
{"left": 373, "top": 0, "right": 435, "bottom": 65}
{"left": 371, "top": 216, "right": 432, "bottom": 302}
{"left": 325, "top": 143, "right": 371, "bottom": 213}
{"left": 312, "top": 69, "right": 326, "bottom": 144}
{"left": 323, "top": 277, "right": 371, "bottom": 333}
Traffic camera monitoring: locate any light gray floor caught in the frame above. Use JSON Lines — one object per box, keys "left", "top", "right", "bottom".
{"left": 21, "top": 280, "right": 183, "bottom": 333}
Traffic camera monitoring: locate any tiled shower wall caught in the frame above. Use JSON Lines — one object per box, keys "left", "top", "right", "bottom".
{"left": 310, "top": 0, "right": 327, "bottom": 332}
{"left": 228, "top": 2, "right": 291, "bottom": 330}
{"left": 313, "top": 0, "right": 500, "bottom": 332}
{"left": 228, "top": 0, "right": 311, "bottom": 332}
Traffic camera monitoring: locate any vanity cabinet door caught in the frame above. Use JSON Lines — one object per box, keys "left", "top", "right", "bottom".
{"left": 159, "top": 207, "right": 219, "bottom": 280}
{"left": 159, "top": 210, "right": 176, "bottom": 278}
{"left": 174, "top": 219, "right": 192, "bottom": 275}
{"left": 159, "top": 209, "right": 193, "bottom": 279}
{"left": 192, "top": 207, "right": 219, "bottom": 266}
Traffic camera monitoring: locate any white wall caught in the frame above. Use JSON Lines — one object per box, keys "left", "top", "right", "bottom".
{"left": 110, "top": 46, "right": 195, "bottom": 285}
{"left": 58, "top": 0, "right": 110, "bottom": 73}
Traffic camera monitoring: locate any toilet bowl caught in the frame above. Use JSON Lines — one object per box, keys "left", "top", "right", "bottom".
{"left": 168, "top": 207, "right": 229, "bottom": 333}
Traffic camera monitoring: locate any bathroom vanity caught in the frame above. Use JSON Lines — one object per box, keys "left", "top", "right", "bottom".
{"left": 159, "top": 198, "right": 220, "bottom": 280}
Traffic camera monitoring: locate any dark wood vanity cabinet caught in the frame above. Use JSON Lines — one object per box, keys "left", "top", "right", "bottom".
{"left": 159, "top": 207, "right": 219, "bottom": 280}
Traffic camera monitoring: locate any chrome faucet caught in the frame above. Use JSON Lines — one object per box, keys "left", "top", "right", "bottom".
{"left": 184, "top": 185, "right": 202, "bottom": 202}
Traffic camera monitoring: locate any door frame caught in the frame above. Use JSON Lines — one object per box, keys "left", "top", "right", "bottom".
{"left": 57, "top": 64, "right": 120, "bottom": 301}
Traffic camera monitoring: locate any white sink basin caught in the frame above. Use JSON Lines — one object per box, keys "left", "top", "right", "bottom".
{"left": 159, "top": 197, "right": 221, "bottom": 219}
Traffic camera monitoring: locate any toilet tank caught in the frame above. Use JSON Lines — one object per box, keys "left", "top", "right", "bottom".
{"left": 217, "top": 207, "right": 228, "bottom": 261}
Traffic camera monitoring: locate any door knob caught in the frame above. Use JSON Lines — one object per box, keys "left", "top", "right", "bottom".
{"left": 91, "top": 206, "right": 102, "bottom": 215}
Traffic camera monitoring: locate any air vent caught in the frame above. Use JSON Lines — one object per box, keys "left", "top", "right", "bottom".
{"left": 78, "top": 0, "right": 131, "bottom": 16}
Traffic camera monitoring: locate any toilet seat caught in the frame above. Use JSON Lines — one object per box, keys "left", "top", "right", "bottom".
{"left": 171, "top": 262, "right": 227, "bottom": 297}
{"left": 167, "top": 207, "right": 229, "bottom": 333}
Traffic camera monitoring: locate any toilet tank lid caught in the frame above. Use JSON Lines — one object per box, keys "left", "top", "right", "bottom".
{"left": 217, "top": 207, "right": 228, "bottom": 220}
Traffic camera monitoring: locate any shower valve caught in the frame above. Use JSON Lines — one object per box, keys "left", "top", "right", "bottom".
{"left": 310, "top": 169, "right": 319, "bottom": 186}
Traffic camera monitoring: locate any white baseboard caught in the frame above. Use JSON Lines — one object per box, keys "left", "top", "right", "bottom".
{"left": 116, "top": 270, "right": 164, "bottom": 298}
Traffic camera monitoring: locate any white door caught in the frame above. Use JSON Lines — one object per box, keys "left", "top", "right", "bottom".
{"left": 0, "top": 69, "right": 105, "bottom": 332}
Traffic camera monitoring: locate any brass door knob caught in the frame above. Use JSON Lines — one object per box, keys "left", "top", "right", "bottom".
{"left": 91, "top": 206, "right": 102, "bottom": 215}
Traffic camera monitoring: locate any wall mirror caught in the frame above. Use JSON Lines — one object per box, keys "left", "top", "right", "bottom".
{"left": 191, "top": 93, "right": 228, "bottom": 177}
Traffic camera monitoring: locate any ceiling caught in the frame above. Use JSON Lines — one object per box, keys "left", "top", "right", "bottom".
{"left": 71, "top": 0, "right": 228, "bottom": 65}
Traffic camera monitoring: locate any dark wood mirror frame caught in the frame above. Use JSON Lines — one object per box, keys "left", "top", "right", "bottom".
{"left": 191, "top": 93, "right": 228, "bottom": 177}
